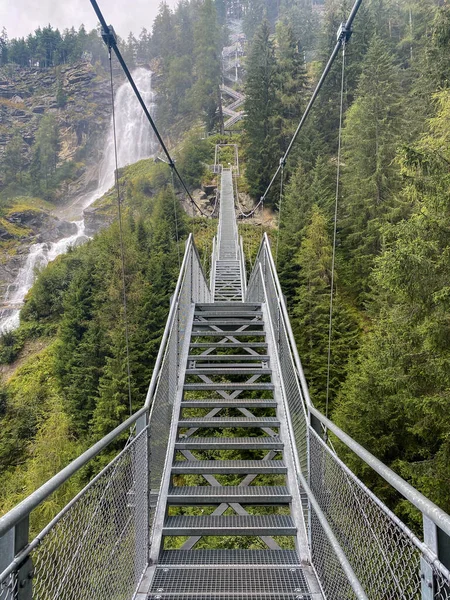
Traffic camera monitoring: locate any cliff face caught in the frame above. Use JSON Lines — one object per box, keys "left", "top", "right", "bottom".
{"left": 0, "top": 60, "right": 118, "bottom": 310}
{"left": 0, "top": 60, "right": 113, "bottom": 191}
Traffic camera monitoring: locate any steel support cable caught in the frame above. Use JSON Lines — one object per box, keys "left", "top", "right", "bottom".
{"left": 108, "top": 48, "right": 133, "bottom": 421}
{"left": 260, "top": 0, "right": 363, "bottom": 204}
{"left": 89, "top": 0, "right": 208, "bottom": 218}
{"left": 325, "top": 43, "right": 346, "bottom": 425}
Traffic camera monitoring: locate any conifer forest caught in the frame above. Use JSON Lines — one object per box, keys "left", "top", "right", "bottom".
{"left": 0, "top": 0, "right": 450, "bottom": 537}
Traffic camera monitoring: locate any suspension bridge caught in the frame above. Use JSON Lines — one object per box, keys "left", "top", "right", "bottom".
{"left": 1, "top": 0, "right": 450, "bottom": 597}
{"left": 1, "top": 164, "right": 450, "bottom": 600}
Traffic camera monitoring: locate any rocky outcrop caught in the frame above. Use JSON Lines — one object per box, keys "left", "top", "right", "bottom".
{"left": 83, "top": 205, "right": 115, "bottom": 237}
{"left": 0, "top": 61, "right": 116, "bottom": 195}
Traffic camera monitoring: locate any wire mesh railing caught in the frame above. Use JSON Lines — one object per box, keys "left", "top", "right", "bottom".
{"left": 0, "top": 234, "right": 210, "bottom": 600}
{"left": 246, "top": 233, "right": 450, "bottom": 600}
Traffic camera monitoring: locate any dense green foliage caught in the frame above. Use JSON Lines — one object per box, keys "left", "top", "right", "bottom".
{"left": 3, "top": 0, "right": 450, "bottom": 535}
{"left": 0, "top": 162, "right": 188, "bottom": 526}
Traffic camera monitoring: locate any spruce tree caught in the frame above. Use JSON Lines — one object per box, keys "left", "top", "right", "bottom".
{"left": 340, "top": 35, "right": 404, "bottom": 301}
{"left": 244, "top": 19, "right": 280, "bottom": 202}
{"left": 292, "top": 206, "right": 359, "bottom": 412}
{"left": 275, "top": 20, "right": 308, "bottom": 151}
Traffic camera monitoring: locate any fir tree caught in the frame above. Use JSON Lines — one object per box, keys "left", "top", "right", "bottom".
{"left": 340, "top": 35, "right": 404, "bottom": 301}
{"left": 244, "top": 19, "right": 280, "bottom": 202}
{"left": 292, "top": 206, "right": 359, "bottom": 412}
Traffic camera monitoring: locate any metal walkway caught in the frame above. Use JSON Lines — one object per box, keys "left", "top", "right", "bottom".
{"left": 1, "top": 170, "right": 450, "bottom": 600}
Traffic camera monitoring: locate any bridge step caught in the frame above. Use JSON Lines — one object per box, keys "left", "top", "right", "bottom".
{"left": 190, "top": 330, "right": 266, "bottom": 337}
{"left": 186, "top": 363, "right": 269, "bottom": 370}
{"left": 189, "top": 342, "right": 268, "bottom": 348}
{"left": 187, "top": 354, "right": 269, "bottom": 362}
{"left": 167, "top": 486, "right": 291, "bottom": 504}
{"left": 162, "top": 515, "right": 296, "bottom": 536}
{"left": 149, "top": 566, "right": 308, "bottom": 599}
{"left": 185, "top": 368, "right": 271, "bottom": 375}
{"left": 158, "top": 549, "right": 300, "bottom": 565}
{"left": 194, "top": 311, "right": 263, "bottom": 318}
{"left": 181, "top": 399, "right": 277, "bottom": 408}
{"left": 171, "top": 460, "right": 287, "bottom": 474}
{"left": 183, "top": 383, "right": 274, "bottom": 391}
{"left": 174, "top": 436, "right": 283, "bottom": 450}
{"left": 192, "top": 320, "right": 263, "bottom": 327}
{"left": 178, "top": 417, "right": 280, "bottom": 428}
{"left": 195, "top": 303, "right": 261, "bottom": 310}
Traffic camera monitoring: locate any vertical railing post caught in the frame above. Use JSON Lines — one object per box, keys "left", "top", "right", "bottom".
{"left": 422, "top": 516, "right": 437, "bottom": 599}
{"left": 422, "top": 516, "right": 450, "bottom": 599}
{"left": 0, "top": 518, "right": 33, "bottom": 600}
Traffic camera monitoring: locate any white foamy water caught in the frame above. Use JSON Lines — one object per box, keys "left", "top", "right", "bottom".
{"left": 0, "top": 68, "right": 157, "bottom": 334}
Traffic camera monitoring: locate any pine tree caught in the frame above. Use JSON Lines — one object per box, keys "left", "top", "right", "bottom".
{"left": 244, "top": 19, "right": 280, "bottom": 202}
{"left": 192, "top": 0, "right": 222, "bottom": 132}
{"left": 340, "top": 35, "right": 404, "bottom": 301}
{"left": 335, "top": 88, "right": 450, "bottom": 514}
{"left": 292, "top": 206, "right": 359, "bottom": 412}
{"left": 275, "top": 20, "right": 308, "bottom": 150}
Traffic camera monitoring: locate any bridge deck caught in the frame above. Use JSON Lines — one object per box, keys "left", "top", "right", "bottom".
{"left": 147, "top": 171, "right": 320, "bottom": 599}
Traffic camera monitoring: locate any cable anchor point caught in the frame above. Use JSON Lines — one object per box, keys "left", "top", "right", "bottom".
{"left": 337, "top": 23, "right": 352, "bottom": 44}
{"left": 101, "top": 25, "right": 118, "bottom": 49}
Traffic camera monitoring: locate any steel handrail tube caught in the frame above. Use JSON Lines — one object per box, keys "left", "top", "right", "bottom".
{"left": 308, "top": 404, "right": 450, "bottom": 539}
{"left": 0, "top": 235, "right": 202, "bottom": 539}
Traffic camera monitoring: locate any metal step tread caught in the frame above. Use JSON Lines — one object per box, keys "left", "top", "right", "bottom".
{"left": 186, "top": 368, "right": 271, "bottom": 375}
{"left": 188, "top": 355, "right": 269, "bottom": 361}
{"left": 186, "top": 363, "right": 269, "bottom": 370}
{"left": 192, "top": 320, "right": 263, "bottom": 327}
{"left": 195, "top": 304, "right": 261, "bottom": 309}
{"left": 171, "top": 460, "right": 287, "bottom": 474}
{"left": 181, "top": 399, "right": 277, "bottom": 408}
{"left": 190, "top": 342, "right": 267, "bottom": 348}
{"left": 167, "top": 486, "right": 291, "bottom": 504}
{"left": 163, "top": 514, "right": 296, "bottom": 536}
{"left": 190, "top": 331, "right": 266, "bottom": 337}
{"left": 184, "top": 383, "right": 274, "bottom": 391}
{"left": 175, "top": 437, "right": 283, "bottom": 450}
{"left": 194, "top": 312, "right": 263, "bottom": 318}
{"left": 178, "top": 417, "right": 279, "bottom": 427}
{"left": 149, "top": 566, "right": 309, "bottom": 598}
{"left": 158, "top": 549, "right": 300, "bottom": 566}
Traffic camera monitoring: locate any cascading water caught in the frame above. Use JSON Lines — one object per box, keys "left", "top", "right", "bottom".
{"left": 0, "top": 68, "right": 157, "bottom": 334}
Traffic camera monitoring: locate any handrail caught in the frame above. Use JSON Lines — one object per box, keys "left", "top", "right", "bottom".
{"left": 309, "top": 404, "right": 450, "bottom": 539}
{"left": 0, "top": 234, "right": 207, "bottom": 538}
{"left": 249, "top": 233, "right": 450, "bottom": 539}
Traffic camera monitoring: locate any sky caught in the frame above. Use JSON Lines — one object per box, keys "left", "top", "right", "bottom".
{"left": 0, "top": 0, "right": 178, "bottom": 40}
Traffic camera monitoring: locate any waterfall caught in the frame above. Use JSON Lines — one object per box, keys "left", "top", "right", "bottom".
{"left": 0, "top": 68, "right": 156, "bottom": 334}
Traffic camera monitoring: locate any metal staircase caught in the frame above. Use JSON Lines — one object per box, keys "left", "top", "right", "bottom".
{"left": 146, "top": 180, "right": 318, "bottom": 598}
{"left": 1, "top": 169, "right": 450, "bottom": 600}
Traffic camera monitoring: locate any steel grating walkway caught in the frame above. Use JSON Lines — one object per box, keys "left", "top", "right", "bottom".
{"left": 147, "top": 171, "right": 318, "bottom": 600}
{"left": 213, "top": 169, "right": 243, "bottom": 301}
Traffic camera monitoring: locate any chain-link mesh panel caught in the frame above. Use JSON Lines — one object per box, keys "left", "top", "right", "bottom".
{"left": 309, "top": 429, "right": 450, "bottom": 599}
{"left": 23, "top": 429, "right": 148, "bottom": 600}
{"left": 148, "top": 238, "right": 210, "bottom": 544}
{"left": 247, "top": 246, "right": 309, "bottom": 478}
{"left": 310, "top": 507, "right": 358, "bottom": 600}
{"left": 0, "top": 574, "right": 17, "bottom": 600}
{"left": 435, "top": 567, "right": 450, "bottom": 600}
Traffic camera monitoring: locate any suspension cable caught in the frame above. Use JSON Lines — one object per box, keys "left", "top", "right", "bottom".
{"left": 275, "top": 159, "right": 285, "bottom": 267}
{"left": 259, "top": 0, "right": 362, "bottom": 204}
{"left": 90, "top": 0, "right": 208, "bottom": 218}
{"left": 108, "top": 48, "right": 133, "bottom": 420}
{"left": 325, "top": 42, "right": 346, "bottom": 425}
